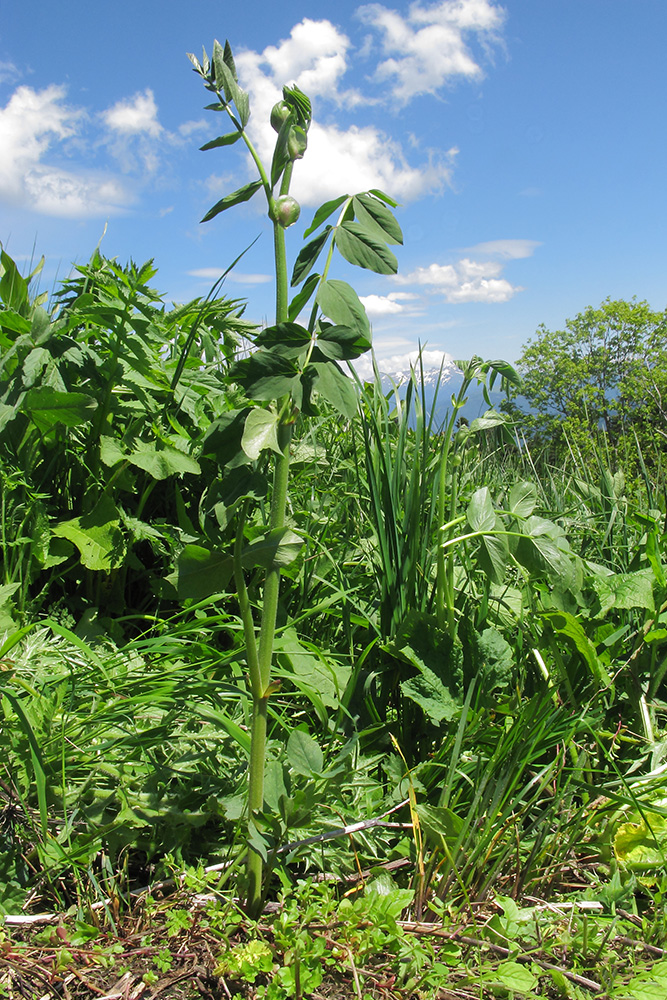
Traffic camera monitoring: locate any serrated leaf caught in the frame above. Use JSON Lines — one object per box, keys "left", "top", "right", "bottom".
{"left": 353, "top": 192, "right": 403, "bottom": 245}
{"left": 52, "top": 496, "right": 126, "bottom": 572}
{"left": 291, "top": 227, "right": 332, "bottom": 286}
{"left": 334, "top": 222, "right": 398, "bottom": 274}
{"left": 312, "top": 361, "right": 358, "bottom": 418}
{"left": 201, "top": 180, "right": 263, "bottom": 223}
{"left": 199, "top": 131, "right": 242, "bottom": 151}
{"left": 401, "top": 664, "right": 460, "bottom": 723}
{"left": 304, "top": 195, "right": 349, "bottom": 238}
{"left": 127, "top": 440, "right": 201, "bottom": 480}
{"left": 317, "top": 279, "right": 370, "bottom": 337}
{"left": 592, "top": 569, "right": 655, "bottom": 616}
{"left": 241, "top": 408, "right": 282, "bottom": 460}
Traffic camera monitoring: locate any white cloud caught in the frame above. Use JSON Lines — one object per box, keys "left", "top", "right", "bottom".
{"left": 395, "top": 258, "right": 516, "bottom": 303}
{"left": 359, "top": 0, "right": 506, "bottom": 101}
{"left": 230, "top": 19, "right": 456, "bottom": 206}
{"left": 102, "top": 90, "right": 162, "bottom": 137}
{"left": 100, "top": 90, "right": 164, "bottom": 173}
{"left": 0, "top": 84, "right": 131, "bottom": 217}
{"left": 360, "top": 291, "right": 419, "bottom": 315}
{"left": 0, "top": 61, "right": 20, "bottom": 85}
{"left": 394, "top": 237, "right": 538, "bottom": 303}
{"left": 464, "top": 238, "right": 541, "bottom": 259}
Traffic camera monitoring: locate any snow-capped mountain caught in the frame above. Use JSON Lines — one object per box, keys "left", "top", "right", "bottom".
{"left": 373, "top": 361, "right": 508, "bottom": 428}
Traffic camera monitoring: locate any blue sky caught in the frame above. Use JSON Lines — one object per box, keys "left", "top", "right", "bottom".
{"left": 1, "top": 0, "right": 666, "bottom": 371}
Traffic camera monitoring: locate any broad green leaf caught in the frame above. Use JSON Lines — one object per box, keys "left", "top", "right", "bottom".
{"left": 508, "top": 481, "right": 538, "bottom": 519}
{"left": 241, "top": 408, "right": 282, "bottom": 460}
{"left": 368, "top": 188, "right": 399, "bottom": 207}
{"left": 334, "top": 222, "right": 398, "bottom": 274}
{"left": 52, "top": 496, "right": 125, "bottom": 571}
{"left": 291, "top": 227, "right": 332, "bottom": 286}
{"left": 166, "top": 544, "right": 233, "bottom": 601}
{"left": 22, "top": 388, "right": 96, "bottom": 431}
{"left": 614, "top": 812, "right": 667, "bottom": 873}
{"left": 401, "top": 665, "right": 460, "bottom": 723}
{"left": 592, "top": 569, "right": 655, "bottom": 616}
{"left": 312, "top": 361, "right": 358, "bottom": 418}
{"left": 254, "top": 322, "right": 311, "bottom": 356}
{"left": 353, "top": 192, "right": 403, "bottom": 245}
{"left": 417, "top": 803, "right": 464, "bottom": 845}
{"left": 127, "top": 440, "right": 201, "bottom": 480}
{"left": 317, "top": 279, "right": 370, "bottom": 336}
{"left": 469, "top": 409, "right": 506, "bottom": 433}
{"left": 230, "top": 350, "right": 300, "bottom": 400}
{"left": 477, "top": 530, "right": 509, "bottom": 585}
{"left": 316, "top": 324, "right": 372, "bottom": 361}
{"left": 543, "top": 610, "right": 611, "bottom": 687}
{"left": 0, "top": 247, "right": 29, "bottom": 314}
{"left": 275, "top": 628, "right": 351, "bottom": 710}
{"left": 467, "top": 487, "right": 496, "bottom": 532}
{"left": 202, "top": 408, "right": 252, "bottom": 467}
{"left": 242, "top": 528, "right": 303, "bottom": 571}
{"left": 99, "top": 435, "right": 125, "bottom": 468}
{"left": 515, "top": 516, "right": 578, "bottom": 590}
{"left": 486, "top": 961, "right": 538, "bottom": 994}
{"left": 304, "top": 195, "right": 348, "bottom": 237}
{"left": 286, "top": 729, "right": 324, "bottom": 776}
{"left": 199, "top": 131, "right": 242, "bottom": 151}
{"left": 201, "top": 180, "right": 263, "bottom": 223}
{"left": 288, "top": 273, "right": 320, "bottom": 322}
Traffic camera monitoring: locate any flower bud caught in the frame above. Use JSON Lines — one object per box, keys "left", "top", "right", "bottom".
{"left": 270, "top": 101, "right": 291, "bottom": 133}
{"left": 287, "top": 126, "right": 307, "bottom": 160}
{"left": 271, "top": 195, "right": 301, "bottom": 228}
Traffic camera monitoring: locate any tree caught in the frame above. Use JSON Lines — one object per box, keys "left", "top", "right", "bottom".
{"left": 505, "top": 298, "right": 667, "bottom": 466}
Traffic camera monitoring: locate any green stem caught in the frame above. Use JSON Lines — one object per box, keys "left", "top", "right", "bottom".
{"left": 246, "top": 179, "right": 293, "bottom": 916}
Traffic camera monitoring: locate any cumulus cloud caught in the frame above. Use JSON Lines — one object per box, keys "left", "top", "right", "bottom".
{"left": 395, "top": 258, "right": 517, "bottom": 303}
{"left": 359, "top": 0, "right": 506, "bottom": 101}
{"left": 233, "top": 18, "right": 456, "bottom": 205}
{"left": 102, "top": 90, "right": 162, "bottom": 137}
{"left": 0, "top": 84, "right": 131, "bottom": 217}
{"left": 360, "top": 291, "right": 419, "bottom": 315}
{"left": 394, "top": 238, "right": 538, "bottom": 303}
{"left": 100, "top": 89, "right": 164, "bottom": 173}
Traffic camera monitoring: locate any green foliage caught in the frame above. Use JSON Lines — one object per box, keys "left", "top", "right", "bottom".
{"left": 0, "top": 248, "right": 250, "bottom": 623}
{"left": 506, "top": 297, "right": 667, "bottom": 471}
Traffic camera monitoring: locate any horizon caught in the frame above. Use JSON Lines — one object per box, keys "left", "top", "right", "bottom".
{"left": 1, "top": 0, "right": 666, "bottom": 369}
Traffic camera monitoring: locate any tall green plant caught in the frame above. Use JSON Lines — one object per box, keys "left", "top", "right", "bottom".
{"left": 188, "top": 40, "right": 402, "bottom": 913}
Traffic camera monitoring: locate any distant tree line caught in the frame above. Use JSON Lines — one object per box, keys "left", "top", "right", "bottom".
{"left": 503, "top": 297, "right": 667, "bottom": 474}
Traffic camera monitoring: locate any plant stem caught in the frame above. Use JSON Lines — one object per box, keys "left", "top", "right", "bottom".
{"left": 246, "top": 186, "right": 293, "bottom": 916}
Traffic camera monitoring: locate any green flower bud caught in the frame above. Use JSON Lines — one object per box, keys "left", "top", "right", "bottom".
{"left": 270, "top": 101, "right": 291, "bottom": 133}
{"left": 271, "top": 195, "right": 301, "bottom": 228}
{"left": 287, "top": 125, "right": 308, "bottom": 160}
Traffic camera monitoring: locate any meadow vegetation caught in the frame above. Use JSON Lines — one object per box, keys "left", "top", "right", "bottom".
{"left": 0, "top": 37, "right": 666, "bottom": 1000}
